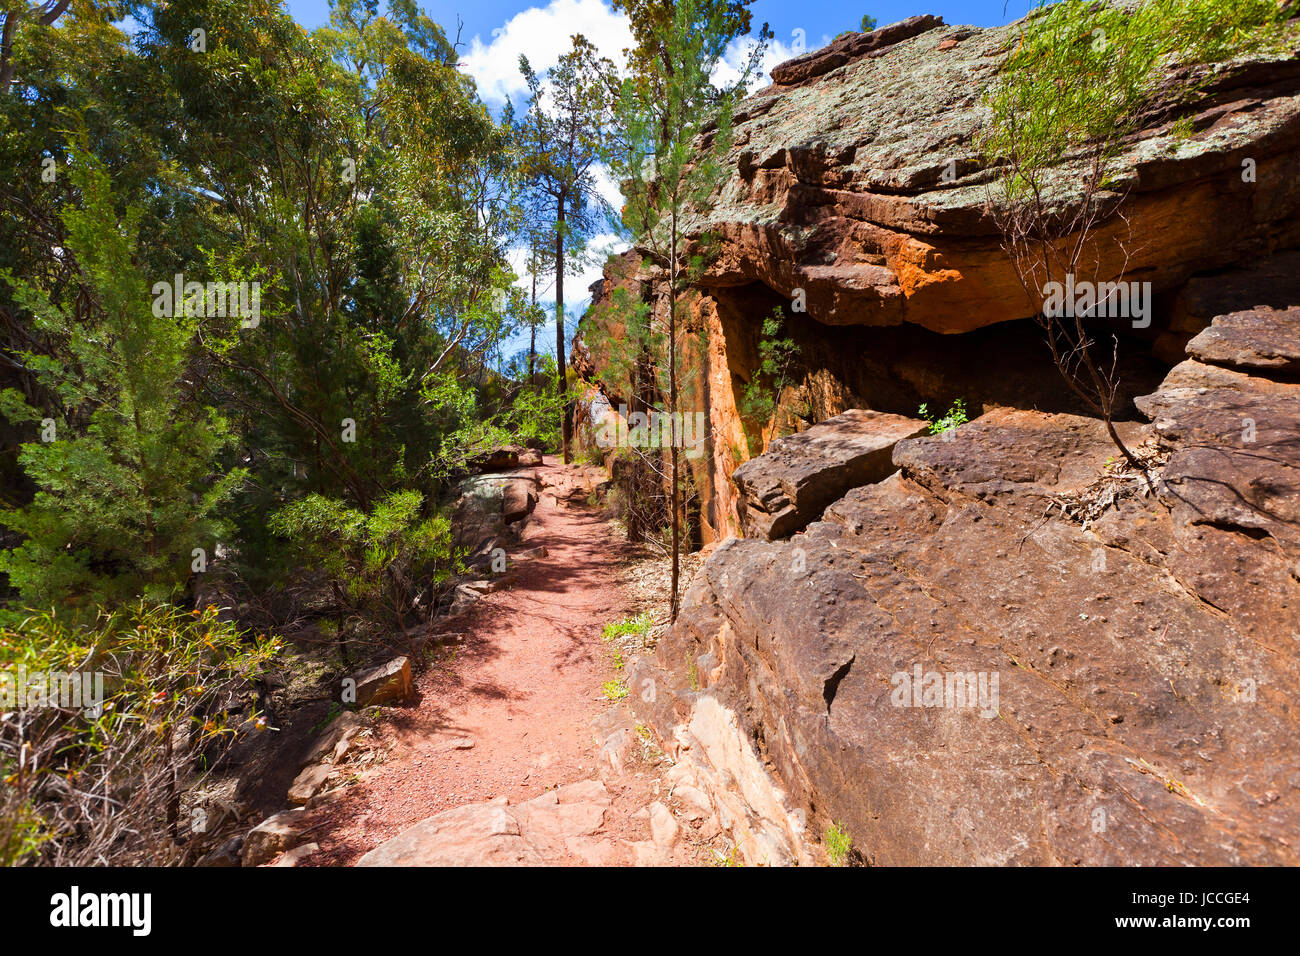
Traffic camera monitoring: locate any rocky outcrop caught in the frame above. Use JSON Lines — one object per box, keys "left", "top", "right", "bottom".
{"left": 698, "top": 15, "right": 1300, "bottom": 333}
{"left": 732, "top": 408, "right": 927, "bottom": 539}
{"left": 573, "top": 12, "right": 1300, "bottom": 544}
{"left": 768, "top": 15, "right": 945, "bottom": 86}
{"left": 568, "top": 10, "right": 1300, "bottom": 864}
{"left": 635, "top": 261, "right": 1300, "bottom": 865}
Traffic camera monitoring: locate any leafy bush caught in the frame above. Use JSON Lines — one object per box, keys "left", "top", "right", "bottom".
{"left": 267, "top": 490, "right": 460, "bottom": 655}
{"left": 0, "top": 603, "right": 280, "bottom": 866}
{"left": 506, "top": 372, "right": 565, "bottom": 452}
{"left": 918, "top": 398, "right": 968, "bottom": 436}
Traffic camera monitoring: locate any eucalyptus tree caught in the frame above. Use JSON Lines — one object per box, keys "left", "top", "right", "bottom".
{"left": 516, "top": 34, "right": 619, "bottom": 462}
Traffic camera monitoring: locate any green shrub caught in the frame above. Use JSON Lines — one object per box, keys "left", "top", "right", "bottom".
{"left": 0, "top": 153, "right": 243, "bottom": 611}
{"left": 824, "top": 821, "right": 853, "bottom": 866}
{"left": 602, "top": 612, "right": 654, "bottom": 644}
{"left": 980, "top": 0, "right": 1291, "bottom": 201}
{"left": 918, "top": 398, "right": 968, "bottom": 436}
{"left": 268, "top": 490, "right": 460, "bottom": 652}
{"left": 0, "top": 602, "right": 280, "bottom": 866}
{"left": 507, "top": 378, "right": 564, "bottom": 452}
{"left": 739, "top": 308, "right": 802, "bottom": 456}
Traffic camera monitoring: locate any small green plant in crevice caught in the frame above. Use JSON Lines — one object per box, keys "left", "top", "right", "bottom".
{"left": 824, "top": 821, "right": 853, "bottom": 867}
{"left": 713, "top": 843, "right": 744, "bottom": 867}
{"left": 918, "top": 398, "right": 968, "bottom": 436}
{"left": 603, "top": 611, "right": 653, "bottom": 644}
{"left": 611, "top": 648, "right": 625, "bottom": 670}
{"left": 311, "top": 701, "right": 345, "bottom": 735}
{"left": 687, "top": 659, "right": 700, "bottom": 691}
{"left": 602, "top": 678, "right": 628, "bottom": 701}
{"left": 740, "top": 308, "right": 802, "bottom": 457}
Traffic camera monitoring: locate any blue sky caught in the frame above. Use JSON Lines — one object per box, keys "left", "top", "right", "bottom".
{"left": 282, "top": 0, "right": 1041, "bottom": 362}
{"left": 285, "top": 1, "right": 1034, "bottom": 48}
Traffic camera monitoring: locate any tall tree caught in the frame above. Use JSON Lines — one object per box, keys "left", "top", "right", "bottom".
{"left": 609, "top": 0, "right": 767, "bottom": 620}
{"left": 521, "top": 220, "right": 554, "bottom": 383}
{"left": 517, "top": 34, "right": 618, "bottom": 462}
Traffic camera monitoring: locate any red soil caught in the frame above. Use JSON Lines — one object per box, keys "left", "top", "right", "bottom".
{"left": 307, "top": 458, "right": 644, "bottom": 865}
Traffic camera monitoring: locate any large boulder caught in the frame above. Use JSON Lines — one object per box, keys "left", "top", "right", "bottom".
{"left": 469, "top": 445, "right": 522, "bottom": 472}
{"left": 452, "top": 472, "right": 541, "bottom": 554}
{"left": 640, "top": 258, "right": 1300, "bottom": 865}
{"left": 732, "top": 409, "right": 927, "bottom": 539}
{"left": 1186, "top": 307, "right": 1300, "bottom": 375}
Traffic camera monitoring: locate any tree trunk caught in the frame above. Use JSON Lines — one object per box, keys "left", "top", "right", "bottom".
{"left": 555, "top": 197, "right": 571, "bottom": 463}
{"left": 668, "top": 209, "right": 680, "bottom": 622}
{"left": 529, "top": 264, "right": 537, "bottom": 382}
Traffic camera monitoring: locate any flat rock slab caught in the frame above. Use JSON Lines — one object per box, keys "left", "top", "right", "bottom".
{"left": 356, "top": 780, "right": 613, "bottom": 866}
{"left": 1186, "top": 307, "right": 1300, "bottom": 375}
{"left": 351, "top": 657, "right": 412, "bottom": 708}
{"left": 732, "top": 408, "right": 927, "bottom": 539}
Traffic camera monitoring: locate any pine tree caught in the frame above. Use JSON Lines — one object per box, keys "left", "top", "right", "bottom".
{"left": 609, "top": 0, "right": 767, "bottom": 620}
{"left": 0, "top": 150, "right": 243, "bottom": 609}
{"left": 517, "top": 34, "right": 618, "bottom": 463}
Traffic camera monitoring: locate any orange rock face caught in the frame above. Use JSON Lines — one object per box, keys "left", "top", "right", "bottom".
{"left": 692, "top": 18, "right": 1300, "bottom": 333}
{"left": 573, "top": 13, "right": 1300, "bottom": 543}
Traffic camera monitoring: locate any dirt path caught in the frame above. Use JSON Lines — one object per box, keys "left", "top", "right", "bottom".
{"left": 307, "top": 457, "right": 696, "bottom": 866}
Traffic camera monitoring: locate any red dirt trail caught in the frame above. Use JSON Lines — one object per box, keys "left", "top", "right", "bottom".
{"left": 309, "top": 457, "right": 641, "bottom": 865}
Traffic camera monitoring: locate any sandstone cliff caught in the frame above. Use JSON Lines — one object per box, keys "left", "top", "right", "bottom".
{"left": 574, "top": 9, "right": 1300, "bottom": 544}
{"left": 575, "top": 11, "right": 1300, "bottom": 865}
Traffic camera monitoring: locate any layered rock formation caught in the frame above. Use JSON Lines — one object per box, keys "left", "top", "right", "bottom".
{"left": 574, "top": 11, "right": 1300, "bottom": 543}
{"left": 696, "top": 12, "right": 1300, "bottom": 333}
{"left": 573, "top": 11, "right": 1300, "bottom": 865}
{"left": 631, "top": 258, "right": 1300, "bottom": 865}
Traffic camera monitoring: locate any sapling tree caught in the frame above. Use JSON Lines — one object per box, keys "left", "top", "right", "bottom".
{"left": 980, "top": 0, "right": 1291, "bottom": 473}
{"left": 607, "top": 0, "right": 768, "bottom": 620}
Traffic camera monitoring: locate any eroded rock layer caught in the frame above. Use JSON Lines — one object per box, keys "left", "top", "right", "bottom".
{"left": 634, "top": 266, "right": 1300, "bottom": 866}
{"left": 574, "top": 13, "right": 1300, "bottom": 543}
{"left": 695, "top": 14, "right": 1300, "bottom": 333}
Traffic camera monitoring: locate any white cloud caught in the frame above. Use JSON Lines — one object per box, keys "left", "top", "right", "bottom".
{"left": 591, "top": 164, "right": 623, "bottom": 214}
{"left": 459, "top": 0, "right": 632, "bottom": 106}
{"left": 507, "top": 230, "right": 625, "bottom": 303}
{"left": 713, "top": 34, "right": 804, "bottom": 92}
